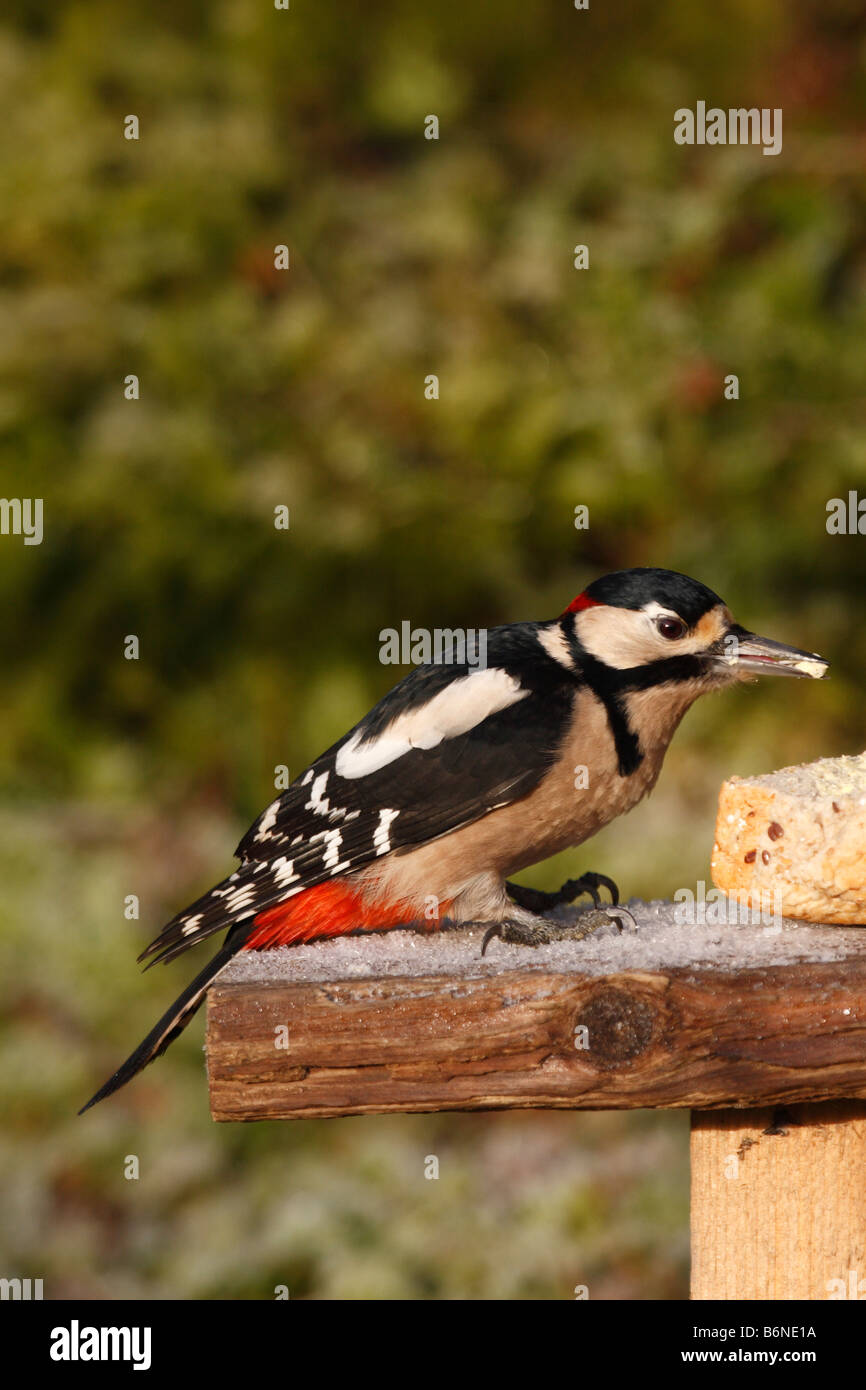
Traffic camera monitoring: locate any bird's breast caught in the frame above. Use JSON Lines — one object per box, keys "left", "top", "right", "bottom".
{"left": 357, "top": 680, "right": 703, "bottom": 910}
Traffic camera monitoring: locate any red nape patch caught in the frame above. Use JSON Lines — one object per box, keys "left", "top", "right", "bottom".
{"left": 562, "top": 591, "right": 603, "bottom": 616}
{"left": 243, "top": 882, "right": 449, "bottom": 949}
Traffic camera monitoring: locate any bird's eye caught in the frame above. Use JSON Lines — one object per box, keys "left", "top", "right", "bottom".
{"left": 656, "top": 616, "right": 687, "bottom": 640}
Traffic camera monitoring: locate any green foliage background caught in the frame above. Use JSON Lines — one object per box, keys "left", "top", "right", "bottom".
{"left": 0, "top": 0, "right": 864, "bottom": 1298}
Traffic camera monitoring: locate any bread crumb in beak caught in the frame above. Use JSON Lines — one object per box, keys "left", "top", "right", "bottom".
{"left": 790, "top": 656, "right": 829, "bottom": 679}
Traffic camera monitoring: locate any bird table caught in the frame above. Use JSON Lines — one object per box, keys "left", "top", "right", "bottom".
{"left": 205, "top": 901, "right": 866, "bottom": 1300}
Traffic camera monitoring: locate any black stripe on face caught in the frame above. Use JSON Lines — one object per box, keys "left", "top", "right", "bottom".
{"left": 598, "top": 689, "right": 642, "bottom": 777}
{"left": 563, "top": 619, "right": 706, "bottom": 776}
{"left": 612, "top": 653, "right": 708, "bottom": 691}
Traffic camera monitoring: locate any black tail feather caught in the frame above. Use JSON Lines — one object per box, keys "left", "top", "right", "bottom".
{"left": 79, "top": 939, "right": 242, "bottom": 1114}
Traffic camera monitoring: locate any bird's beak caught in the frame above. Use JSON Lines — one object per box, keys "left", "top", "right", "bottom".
{"left": 713, "top": 626, "right": 829, "bottom": 680}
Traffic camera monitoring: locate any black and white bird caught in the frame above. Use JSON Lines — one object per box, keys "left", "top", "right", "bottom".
{"left": 81, "top": 567, "right": 828, "bottom": 1110}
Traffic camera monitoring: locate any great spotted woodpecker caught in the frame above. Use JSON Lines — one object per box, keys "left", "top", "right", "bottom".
{"left": 81, "top": 568, "right": 828, "bottom": 1111}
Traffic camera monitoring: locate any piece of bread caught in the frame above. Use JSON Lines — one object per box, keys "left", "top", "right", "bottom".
{"left": 711, "top": 752, "right": 866, "bottom": 925}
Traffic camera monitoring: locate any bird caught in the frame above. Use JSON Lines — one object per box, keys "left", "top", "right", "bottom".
{"left": 80, "top": 567, "right": 828, "bottom": 1111}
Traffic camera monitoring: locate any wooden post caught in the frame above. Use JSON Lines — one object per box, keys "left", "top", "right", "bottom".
{"left": 206, "top": 909, "right": 866, "bottom": 1298}
{"left": 691, "top": 1102, "right": 866, "bottom": 1300}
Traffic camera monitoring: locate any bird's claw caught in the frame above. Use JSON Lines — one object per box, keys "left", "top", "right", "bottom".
{"left": 481, "top": 917, "right": 548, "bottom": 955}
{"left": 562, "top": 871, "right": 620, "bottom": 909}
{"left": 480, "top": 905, "right": 636, "bottom": 956}
{"left": 505, "top": 871, "right": 619, "bottom": 913}
{"left": 605, "top": 904, "right": 637, "bottom": 933}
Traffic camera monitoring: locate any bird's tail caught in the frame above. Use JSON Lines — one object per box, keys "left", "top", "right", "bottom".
{"left": 78, "top": 936, "right": 245, "bottom": 1114}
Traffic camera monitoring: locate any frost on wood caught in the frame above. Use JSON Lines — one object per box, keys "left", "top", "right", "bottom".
{"left": 209, "top": 898, "right": 866, "bottom": 1120}
{"left": 222, "top": 897, "right": 866, "bottom": 987}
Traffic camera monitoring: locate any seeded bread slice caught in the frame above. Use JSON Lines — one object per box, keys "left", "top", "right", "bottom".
{"left": 711, "top": 752, "right": 866, "bottom": 925}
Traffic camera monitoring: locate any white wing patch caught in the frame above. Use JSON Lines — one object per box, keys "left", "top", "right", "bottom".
{"left": 335, "top": 731, "right": 414, "bottom": 778}
{"left": 270, "top": 856, "right": 299, "bottom": 887}
{"left": 225, "top": 884, "right": 257, "bottom": 913}
{"left": 305, "top": 771, "right": 330, "bottom": 815}
{"left": 254, "top": 797, "right": 282, "bottom": 841}
{"left": 374, "top": 808, "right": 400, "bottom": 855}
{"left": 310, "top": 828, "right": 350, "bottom": 875}
{"left": 334, "top": 668, "right": 529, "bottom": 779}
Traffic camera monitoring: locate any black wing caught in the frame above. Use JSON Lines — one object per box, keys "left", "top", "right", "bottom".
{"left": 141, "top": 621, "right": 578, "bottom": 965}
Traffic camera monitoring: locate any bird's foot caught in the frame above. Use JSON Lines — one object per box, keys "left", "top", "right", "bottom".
{"left": 481, "top": 905, "right": 636, "bottom": 956}
{"left": 505, "top": 870, "right": 619, "bottom": 914}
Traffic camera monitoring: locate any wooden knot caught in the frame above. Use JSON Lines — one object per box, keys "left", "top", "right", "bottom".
{"left": 575, "top": 986, "right": 658, "bottom": 1066}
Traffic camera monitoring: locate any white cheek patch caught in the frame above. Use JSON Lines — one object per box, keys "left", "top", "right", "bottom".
{"left": 575, "top": 606, "right": 666, "bottom": 668}
{"left": 334, "top": 669, "right": 529, "bottom": 779}
{"left": 576, "top": 603, "right": 725, "bottom": 668}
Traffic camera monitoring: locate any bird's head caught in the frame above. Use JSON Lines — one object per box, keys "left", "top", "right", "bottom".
{"left": 560, "top": 568, "right": 828, "bottom": 687}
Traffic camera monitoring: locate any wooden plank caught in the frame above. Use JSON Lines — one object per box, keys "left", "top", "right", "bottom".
{"left": 691, "top": 1102, "right": 866, "bottom": 1299}
{"left": 206, "top": 917, "right": 866, "bottom": 1121}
